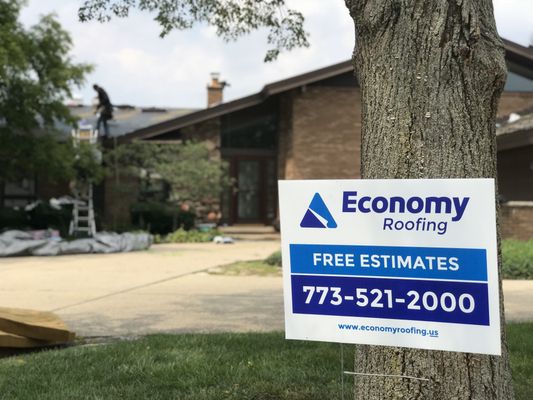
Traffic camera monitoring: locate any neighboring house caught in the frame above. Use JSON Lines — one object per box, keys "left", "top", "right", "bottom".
{"left": 121, "top": 40, "right": 533, "bottom": 238}
{"left": 0, "top": 105, "right": 193, "bottom": 208}
{"left": 497, "top": 111, "right": 533, "bottom": 240}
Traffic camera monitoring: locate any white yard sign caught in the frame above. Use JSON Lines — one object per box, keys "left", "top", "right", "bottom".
{"left": 278, "top": 179, "right": 501, "bottom": 355}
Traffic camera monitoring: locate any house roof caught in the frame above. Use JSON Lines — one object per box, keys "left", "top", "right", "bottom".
{"left": 497, "top": 112, "right": 533, "bottom": 151}
{"left": 503, "top": 39, "right": 533, "bottom": 79}
{"left": 122, "top": 39, "right": 533, "bottom": 144}
{"left": 60, "top": 105, "right": 194, "bottom": 138}
{"left": 119, "top": 60, "right": 353, "bottom": 143}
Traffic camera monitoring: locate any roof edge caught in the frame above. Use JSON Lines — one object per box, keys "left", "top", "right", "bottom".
{"left": 122, "top": 60, "right": 355, "bottom": 142}
{"left": 124, "top": 40, "right": 533, "bottom": 143}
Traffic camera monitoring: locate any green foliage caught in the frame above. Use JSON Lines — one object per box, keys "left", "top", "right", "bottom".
{"left": 265, "top": 250, "right": 282, "bottom": 266}
{"left": 131, "top": 202, "right": 195, "bottom": 234}
{"left": 78, "top": 0, "right": 309, "bottom": 61}
{"left": 162, "top": 228, "right": 221, "bottom": 243}
{"left": 502, "top": 239, "right": 533, "bottom": 280}
{"left": 210, "top": 260, "right": 282, "bottom": 277}
{"left": 0, "top": 0, "right": 93, "bottom": 183}
{"left": 108, "top": 141, "right": 232, "bottom": 209}
{"left": 156, "top": 142, "right": 231, "bottom": 206}
{"left": 0, "top": 207, "right": 28, "bottom": 230}
{"left": 0, "top": 130, "right": 75, "bottom": 183}
{"left": 0, "top": 131, "right": 105, "bottom": 184}
{"left": 73, "top": 141, "right": 106, "bottom": 184}
{"left": 0, "top": 0, "right": 92, "bottom": 131}
{"left": 27, "top": 202, "right": 72, "bottom": 237}
{"left": 105, "top": 140, "right": 165, "bottom": 177}
{"left": 210, "top": 250, "right": 282, "bottom": 276}
{"left": 0, "top": 203, "right": 72, "bottom": 236}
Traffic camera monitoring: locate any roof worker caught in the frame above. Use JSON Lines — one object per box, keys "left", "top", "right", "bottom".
{"left": 92, "top": 84, "right": 113, "bottom": 139}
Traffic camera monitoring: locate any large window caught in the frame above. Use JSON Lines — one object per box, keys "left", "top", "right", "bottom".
{"left": 504, "top": 71, "right": 533, "bottom": 92}
{"left": 2, "top": 179, "right": 36, "bottom": 207}
{"left": 221, "top": 99, "right": 278, "bottom": 150}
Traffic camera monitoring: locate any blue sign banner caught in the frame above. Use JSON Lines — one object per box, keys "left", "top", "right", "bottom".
{"left": 290, "top": 244, "right": 487, "bottom": 281}
{"left": 291, "top": 274, "right": 489, "bottom": 326}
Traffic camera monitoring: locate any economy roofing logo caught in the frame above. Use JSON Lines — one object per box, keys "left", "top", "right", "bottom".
{"left": 341, "top": 191, "right": 471, "bottom": 235}
{"left": 342, "top": 192, "right": 470, "bottom": 221}
{"left": 300, "top": 193, "right": 337, "bottom": 229}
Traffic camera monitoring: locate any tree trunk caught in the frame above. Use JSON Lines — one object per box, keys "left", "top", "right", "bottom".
{"left": 344, "top": 0, "right": 514, "bottom": 398}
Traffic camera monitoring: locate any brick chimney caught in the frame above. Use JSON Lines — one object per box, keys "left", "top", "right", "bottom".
{"left": 207, "top": 73, "right": 227, "bottom": 107}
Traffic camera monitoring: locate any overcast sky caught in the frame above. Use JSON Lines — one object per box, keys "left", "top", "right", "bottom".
{"left": 20, "top": 0, "right": 533, "bottom": 109}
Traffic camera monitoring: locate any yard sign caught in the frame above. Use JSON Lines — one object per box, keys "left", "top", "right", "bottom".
{"left": 278, "top": 179, "right": 501, "bottom": 355}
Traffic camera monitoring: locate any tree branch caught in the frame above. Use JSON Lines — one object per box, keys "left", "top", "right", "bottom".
{"left": 78, "top": 0, "right": 309, "bottom": 61}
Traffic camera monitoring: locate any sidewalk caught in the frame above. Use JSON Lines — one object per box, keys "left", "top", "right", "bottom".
{"left": 502, "top": 280, "right": 533, "bottom": 323}
{"left": 0, "top": 242, "right": 530, "bottom": 337}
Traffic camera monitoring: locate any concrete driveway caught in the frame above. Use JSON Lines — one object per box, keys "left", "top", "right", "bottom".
{"left": 0, "top": 242, "right": 530, "bottom": 337}
{"left": 0, "top": 241, "right": 283, "bottom": 336}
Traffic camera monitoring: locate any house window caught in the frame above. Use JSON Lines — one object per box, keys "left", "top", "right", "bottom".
{"left": 2, "top": 179, "right": 36, "bottom": 207}
{"left": 504, "top": 71, "right": 533, "bottom": 92}
{"left": 221, "top": 99, "right": 278, "bottom": 150}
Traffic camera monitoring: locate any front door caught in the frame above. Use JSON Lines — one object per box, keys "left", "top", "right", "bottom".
{"left": 223, "top": 155, "right": 277, "bottom": 225}
{"left": 237, "top": 160, "right": 261, "bottom": 221}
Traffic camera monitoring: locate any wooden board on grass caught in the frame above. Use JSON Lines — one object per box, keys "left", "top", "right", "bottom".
{"left": 0, "top": 330, "right": 64, "bottom": 349}
{"left": 0, "top": 307, "right": 75, "bottom": 343}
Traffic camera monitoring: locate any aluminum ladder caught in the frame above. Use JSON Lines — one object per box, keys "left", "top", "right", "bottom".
{"left": 69, "top": 125, "right": 98, "bottom": 237}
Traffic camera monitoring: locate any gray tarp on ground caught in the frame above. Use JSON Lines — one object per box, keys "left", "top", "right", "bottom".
{"left": 0, "top": 231, "right": 152, "bottom": 257}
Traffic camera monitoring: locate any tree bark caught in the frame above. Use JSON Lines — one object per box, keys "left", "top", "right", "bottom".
{"left": 344, "top": 0, "right": 514, "bottom": 398}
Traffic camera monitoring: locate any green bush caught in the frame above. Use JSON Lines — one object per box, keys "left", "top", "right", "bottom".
{"left": 0, "top": 204, "right": 72, "bottom": 236}
{"left": 502, "top": 239, "right": 533, "bottom": 279}
{"left": 162, "top": 228, "right": 220, "bottom": 243}
{"left": 130, "top": 202, "right": 195, "bottom": 235}
{"left": 265, "top": 250, "right": 282, "bottom": 267}
{"left": 0, "top": 207, "right": 29, "bottom": 231}
{"left": 28, "top": 203, "right": 72, "bottom": 237}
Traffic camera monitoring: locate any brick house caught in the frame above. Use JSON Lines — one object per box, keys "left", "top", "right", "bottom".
{"left": 120, "top": 63, "right": 361, "bottom": 225}
{"left": 0, "top": 105, "right": 192, "bottom": 211}
{"left": 497, "top": 112, "right": 533, "bottom": 240}
{"left": 3, "top": 40, "right": 531, "bottom": 238}
{"left": 120, "top": 40, "right": 533, "bottom": 237}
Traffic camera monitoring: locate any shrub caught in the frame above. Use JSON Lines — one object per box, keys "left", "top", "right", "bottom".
{"left": 265, "top": 250, "right": 282, "bottom": 267}
{"left": 28, "top": 203, "right": 72, "bottom": 237}
{"left": 163, "top": 228, "right": 220, "bottom": 243}
{"left": 0, "top": 207, "right": 29, "bottom": 231}
{"left": 130, "top": 202, "right": 195, "bottom": 235}
{"left": 501, "top": 239, "right": 533, "bottom": 279}
{"left": 107, "top": 141, "right": 231, "bottom": 215}
{"left": 0, "top": 204, "right": 72, "bottom": 236}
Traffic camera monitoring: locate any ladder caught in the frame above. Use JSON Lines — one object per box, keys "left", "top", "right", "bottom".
{"left": 69, "top": 125, "right": 99, "bottom": 237}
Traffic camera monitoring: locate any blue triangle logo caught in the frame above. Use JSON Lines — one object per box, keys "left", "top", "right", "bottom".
{"left": 300, "top": 193, "right": 337, "bottom": 229}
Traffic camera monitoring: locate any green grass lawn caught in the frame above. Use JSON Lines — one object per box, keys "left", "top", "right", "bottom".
{"left": 208, "top": 260, "right": 282, "bottom": 276}
{"left": 0, "top": 324, "right": 531, "bottom": 399}
{"left": 507, "top": 322, "right": 533, "bottom": 399}
{"left": 209, "top": 251, "right": 281, "bottom": 276}
{"left": 208, "top": 250, "right": 282, "bottom": 277}
{"left": 0, "top": 333, "right": 341, "bottom": 400}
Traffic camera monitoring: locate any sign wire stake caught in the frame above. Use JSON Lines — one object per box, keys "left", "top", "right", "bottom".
{"left": 340, "top": 343, "right": 345, "bottom": 400}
